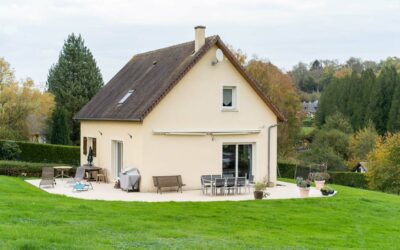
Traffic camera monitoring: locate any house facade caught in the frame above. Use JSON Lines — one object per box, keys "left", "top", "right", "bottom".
{"left": 75, "top": 27, "right": 285, "bottom": 192}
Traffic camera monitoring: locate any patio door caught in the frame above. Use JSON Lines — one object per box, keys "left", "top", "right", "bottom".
{"left": 112, "top": 140, "right": 123, "bottom": 179}
{"left": 222, "top": 144, "right": 253, "bottom": 179}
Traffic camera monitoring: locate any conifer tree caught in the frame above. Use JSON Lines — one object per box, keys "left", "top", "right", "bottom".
{"left": 47, "top": 33, "right": 103, "bottom": 145}
{"left": 387, "top": 72, "right": 400, "bottom": 132}
{"left": 49, "top": 108, "right": 71, "bottom": 145}
{"left": 368, "top": 66, "right": 397, "bottom": 134}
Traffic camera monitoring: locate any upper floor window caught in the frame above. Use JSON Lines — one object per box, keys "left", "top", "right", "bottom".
{"left": 222, "top": 86, "right": 237, "bottom": 110}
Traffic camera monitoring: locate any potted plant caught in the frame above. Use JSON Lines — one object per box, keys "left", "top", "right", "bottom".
{"left": 313, "top": 172, "right": 330, "bottom": 190}
{"left": 253, "top": 182, "right": 268, "bottom": 200}
{"left": 320, "top": 186, "right": 335, "bottom": 196}
{"left": 296, "top": 177, "right": 311, "bottom": 198}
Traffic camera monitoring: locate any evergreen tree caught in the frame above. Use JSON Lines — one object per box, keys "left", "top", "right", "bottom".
{"left": 50, "top": 108, "right": 71, "bottom": 145}
{"left": 368, "top": 66, "right": 397, "bottom": 134}
{"left": 387, "top": 72, "right": 400, "bottom": 132}
{"left": 47, "top": 33, "right": 103, "bottom": 145}
{"left": 361, "top": 69, "right": 376, "bottom": 125}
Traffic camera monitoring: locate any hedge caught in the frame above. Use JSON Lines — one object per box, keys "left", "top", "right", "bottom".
{"left": 327, "top": 171, "right": 368, "bottom": 189}
{"left": 0, "top": 140, "right": 80, "bottom": 165}
{"left": 278, "top": 161, "right": 368, "bottom": 189}
{"left": 0, "top": 160, "right": 76, "bottom": 177}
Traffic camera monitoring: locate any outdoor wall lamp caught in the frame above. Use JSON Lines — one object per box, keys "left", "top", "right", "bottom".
{"left": 98, "top": 130, "right": 103, "bottom": 136}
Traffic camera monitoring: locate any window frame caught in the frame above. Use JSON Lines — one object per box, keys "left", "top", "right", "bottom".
{"left": 222, "top": 86, "right": 237, "bottom": 111}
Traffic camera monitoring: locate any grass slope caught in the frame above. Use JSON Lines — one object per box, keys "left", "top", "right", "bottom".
{"left": 0, "top": 176, "right": 399, "bottom": 249}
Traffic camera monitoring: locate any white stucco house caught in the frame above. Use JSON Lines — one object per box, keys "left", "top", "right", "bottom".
{"left": 75, "top": 26, "right": 285, "bottom": 192}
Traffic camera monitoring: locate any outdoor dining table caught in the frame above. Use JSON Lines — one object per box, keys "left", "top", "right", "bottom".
{"left": 203, "top": 177, "right": 251, "bottom": 196}
{"left": 81, "top": 165, "right": 102, "bottom": 181}
{"left": 53, "top": 166, "right": 72, "bottom": 181}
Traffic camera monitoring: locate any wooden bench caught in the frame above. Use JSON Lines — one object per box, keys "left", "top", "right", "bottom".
{"left": 152, "top": 175, "right": 185, "bottom": 194}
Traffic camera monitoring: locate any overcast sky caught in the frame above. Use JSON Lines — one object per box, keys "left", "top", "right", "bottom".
{"left": 1, "top": 0, "right": 399, "bottom": 89}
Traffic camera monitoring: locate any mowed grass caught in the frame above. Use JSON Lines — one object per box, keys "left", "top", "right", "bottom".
{"left": 301, "top": 126, "right": 315, "bottom": 136}
{"left": 0, "top": 177, "right": 400, "bottom": 249}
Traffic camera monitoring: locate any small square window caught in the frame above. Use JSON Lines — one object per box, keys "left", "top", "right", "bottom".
{"left": 222, "top": 86, "right": 236, "bottom": 110}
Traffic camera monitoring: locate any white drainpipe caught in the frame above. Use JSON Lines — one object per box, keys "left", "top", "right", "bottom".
{"left": 268, "top": 124, "right": 279, "bottom": 186}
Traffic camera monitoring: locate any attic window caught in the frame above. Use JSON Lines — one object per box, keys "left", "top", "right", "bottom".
{"left": 118, "top": 90, "right": 134, "bottom": 104}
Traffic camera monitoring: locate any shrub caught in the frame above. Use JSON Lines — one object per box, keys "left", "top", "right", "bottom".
{"left": 322, "top": 112, "right": 353, "bottom": 134}
{"left": 0, "top": 160, "right": 76, "bottom": 177}
{"left": 302, "top": 117, "right": 314, "bottom": 127}
{"left": 279, "top": 161, "right": 367, "bottom": 189}
{"left": 327, "top": 172, "right": 367, "bottom": 189}
{"left": 278, "top": 161, "right": 319, "bottom": 179}
{"left": 0, "top": 140, "right": 80, "bottom": 165}
{"left": 367, "top": 133, "right": 400, "bottom": 194}
{"left": 298, "top": 146, "right": 345, "bottom": 171}
{"left": 313, "top": 129, "right": 350, "bottom": 159}
{"left": 0, "top": 141, "right": 21, "bottom": 160}
{"left": 349, "top": 122, "right": 378, "bottom": 163}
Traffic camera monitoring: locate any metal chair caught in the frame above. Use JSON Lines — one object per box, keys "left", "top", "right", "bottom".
{"left": 246, "top": 175, "right": 255, "bottom": 193}
{"left": 225, "top": 177, "right": 236, "bottom": 195}
{"left": 211, "top": 174, "right": 222, "bottom": 180}
{"left": 213, "top": 178, "right": 226, "bottom": 195}
{"left": 201, "top": 175, "right": 212, "bottom": 195}
{"left": 236, "top": 177, "right": 246, "bottom": 194}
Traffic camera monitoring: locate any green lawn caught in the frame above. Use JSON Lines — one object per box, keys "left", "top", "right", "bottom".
{"left": 301, "top": 126, "right": 315, "bottom": 136}
{"left": 1, "top": 176, "right": 400, "bottom": 249}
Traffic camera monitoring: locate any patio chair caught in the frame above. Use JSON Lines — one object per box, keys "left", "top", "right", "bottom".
{"left": 246, "top": 175, "right": 255, "bottom": 193}
{"left": 211, "top": 174, "right": 222, "bottom": 180}
{"left": 201, "top": 175, "right": 212, "bottom": 195}
{"left": 66, "top": 167, "right": 93, "bottom": 190}
{"left": 39, "top": 167, "right": 56, "bottom": 188}
{"left": 225, "top": 177, "right": 236, "bottom": 195}
{"left": 213, "top": 178, "right": 226, "bottom": 195}
{"left": 96, "top": 168, "right": 108, "bottom": 183}
{"left": 236, "top": 177, "right": 246, "bottom": 194}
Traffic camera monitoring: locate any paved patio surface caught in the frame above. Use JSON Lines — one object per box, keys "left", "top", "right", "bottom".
{"left": 26, "top": 179, "right": 327, "bottom": 202}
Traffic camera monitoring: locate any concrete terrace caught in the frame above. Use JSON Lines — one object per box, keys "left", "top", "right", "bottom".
{"left": 26, "top": 179, "right": 328, "bottom": 202}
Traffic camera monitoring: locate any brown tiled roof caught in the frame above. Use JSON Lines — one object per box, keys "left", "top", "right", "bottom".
{"left": 75, "top": 36, "right": 285, "bottom": 122}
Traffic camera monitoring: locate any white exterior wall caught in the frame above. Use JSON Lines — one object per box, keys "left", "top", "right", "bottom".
{"left": 80, "top": 121, "right": 143, "bottom": 180}
{"left": 80, "top": 45, "right": 278, "bottom": 192}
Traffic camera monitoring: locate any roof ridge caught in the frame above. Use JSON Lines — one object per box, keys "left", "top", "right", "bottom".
{"left": 132, "top": 35, "right": 219, "bottom": 58}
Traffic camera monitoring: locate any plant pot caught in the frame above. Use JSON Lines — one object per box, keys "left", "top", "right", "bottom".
{"left": 321, "top": 189, "right": 335, "bottom": 196}
{"left": 315, "top": 180, "right": 325, "bottom": 190}
{"left": 299, "top": 187, "right": 310, "bottom": 198}
{"left": 254, "top": 190, "right": 264, "bottom": 200}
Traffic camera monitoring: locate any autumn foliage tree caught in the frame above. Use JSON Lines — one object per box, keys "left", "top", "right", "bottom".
{"left": 367, "top": 133, "right": 400, "bottom": 194}
{"left": 245, "top": 59, "right": 303, "bottom": 156}
{"left": 0, "top": 58, "right": 54, "bottom": 140}
{"left": 228, "top": 47, "right": 303, "bottom": 156}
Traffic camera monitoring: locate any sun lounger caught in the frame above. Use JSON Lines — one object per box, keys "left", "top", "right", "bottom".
{"left": 39, "top": 167, "right": 56, "bottom": 188}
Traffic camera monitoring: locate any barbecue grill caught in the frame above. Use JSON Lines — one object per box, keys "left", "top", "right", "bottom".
{"left": 119, "top": 168, "right": 140, "bottom": 192}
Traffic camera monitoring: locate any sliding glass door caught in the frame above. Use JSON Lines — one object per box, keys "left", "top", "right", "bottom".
{"left": 222, "top": 144, "right": 253, "bottom": 179}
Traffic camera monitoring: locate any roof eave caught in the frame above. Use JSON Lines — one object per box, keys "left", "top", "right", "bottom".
{"left": 74, "top": 117, "right": 142, "bottom": 122}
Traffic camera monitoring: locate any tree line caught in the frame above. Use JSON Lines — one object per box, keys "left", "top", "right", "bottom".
{"left": 316, "top": 66, "right": 400, "bottom": 135}
{"left": 289, "top": 57, "right": 400, "bottom": 101}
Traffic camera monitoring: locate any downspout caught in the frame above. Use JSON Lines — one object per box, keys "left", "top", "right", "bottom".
{"left": 267, "top": 124, "right": 279, "bottom": 186}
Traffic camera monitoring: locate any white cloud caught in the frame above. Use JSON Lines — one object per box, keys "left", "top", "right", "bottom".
{"left": 0, "top": 0, "right": 399, "bottom": 85}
